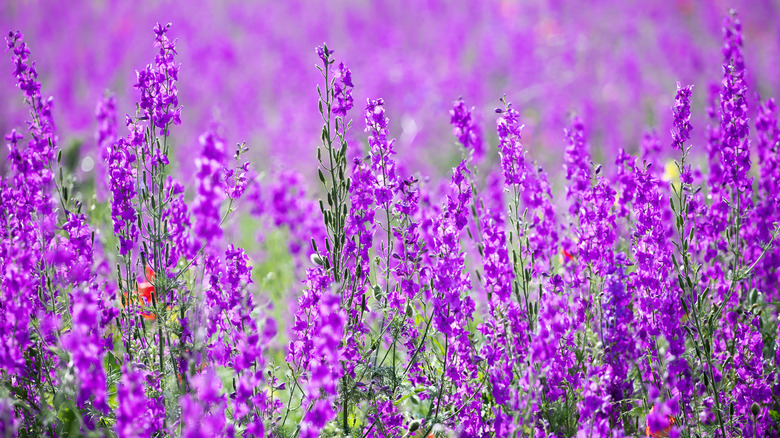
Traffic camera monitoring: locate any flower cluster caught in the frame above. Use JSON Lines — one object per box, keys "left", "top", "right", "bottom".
{"left": 496, "top": 101, "right": 526, "bottom": 185}
{"left": 192, "top": 127, "right": 227, "bottom": 248}
{"left": 2, "top": 8, "right": 780, "bottom": 438}
{"left": 135, "top": 23, "right": 181, "bottom": 135}
{"left": 451, "top": 98, "right": 484, "bottom": 160}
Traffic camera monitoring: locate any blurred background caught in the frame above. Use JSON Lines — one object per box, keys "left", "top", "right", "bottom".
{"left": 2, "top": 0, "right": 779, "bottom": 189}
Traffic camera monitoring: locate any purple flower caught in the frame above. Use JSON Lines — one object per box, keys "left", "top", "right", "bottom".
{"left": 728, "top": 316, "right": 772, "bottom": 436}
{"left": 115, "top": 364, "right": 162, "bottom": 438}
{"left": 365, "top": 98, "right": 399, "bottom": 208}
{"left": 61, "top": 287, "right": 109, "bottom": 414}
{"left": 671, "top": 82, "right": 693, "bottom": 151}
{"left": 431, "top": 161, "right": 472, "bottom": 337}
{"left": 451, "top": 98, "right": 484, "bottom": 160}
{"left": 752, "top": 99, "right": 780, "bottom": 301}
{"left": 133, "top": 23, "right": 181, "bottom": 136}
{"left": 5, "top": 31, "right": 58, "bottom": 217}
{"left": 178, "top": 370, "right": 228, "bottom": 438}
{"left": 332, "top": 62, "right": 354, "bottom": 117}
{"left": 342, "top": 154, "right": 376, "bottom": 374}
{"left": 224, "top": 143, "right": 251, "bottom": 199}
{"left": 496, "top": 102, "right": 526, "bottom": 185}
{"left": 297, "top": 287, "right": 345, "bottom": 438}
{"left": 59, "top": 212, "right": 94, "bottom": 283}
{"left": 94, "top": 93, "right": 117, "bottom": 201}
{"left": 478, "top": 204, "right": 512, "bottom": 303}
{"left": 601, "top": 257, "right": 634, "bottom": 408}
{"left": 316, "top": 44, "right": 333, "bottom": 67}
{"left": 192, "top": 127, "right": 227, "bottom": 249}
{"left": 563, "top": 116, "right": 591, "bottom": 216}
{"left": 576, "top": 177, "right": 617, "bottom": 274}
{"left": 365, "top": 400, "right": 403, "bottom": 438}
{"left": 163, "top": 176, "right": 194, "bottom": 269}
{"left": 719, "top": 12, "right": 753, "bottom": 204}
{"left": 0, "top": 397, "right": 19, "bottom": 436}
{"left": 106, "top": 134, "right": 139, "bottom": 256}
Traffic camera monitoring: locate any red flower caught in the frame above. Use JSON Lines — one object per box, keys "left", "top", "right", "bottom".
{"left": 123, "top": 266, "right": 157, "bottom": 320}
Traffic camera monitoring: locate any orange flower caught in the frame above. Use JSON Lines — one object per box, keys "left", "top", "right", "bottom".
{"left": 122, "top": 266, "right": 158, "bottom": 321}
{"left": 645, "top": 407, "right": 676, "bottom": 437}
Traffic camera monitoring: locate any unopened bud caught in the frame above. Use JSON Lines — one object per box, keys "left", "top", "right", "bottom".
{"left": 310, "top": 254, "right": 325, "bottom": 267}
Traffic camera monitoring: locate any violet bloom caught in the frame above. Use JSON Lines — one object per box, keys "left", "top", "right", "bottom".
{"left": 332, "top": 61, "right": 354, "bottom": 117}
{"left": 344, "top": 155, "right": 376, "bottom": 282}
{"left": 529, "top": 286, "right": 577, "bottom": 404}
{"left": 299, "top": 289, "right": 345, "bottom": 438}
{"left": 0, "top": 397, "right": 18, "bottom": 435}
{"left": 576, "top": 366, "right": 613, "bottom": 438}
{"left": 0, "top": 32, "right": 61, "bottom": 377}
{"left": 630, "top": 164, "right": 670, "bottom": 341}
{"left": 392, "top": 178, "right": 427, "bottom": 373}
{"left": 729, "top": 316, "right": 772, "bottom": 436}
{"left": 0, "top": 232, "right": 36, "bottom": 373}
{"left": 754, "top": 98, "right": 780, "bottom": 240}
{"left": 576, "top": 177, "right": 617, "bottom": 276}
{"left": 5, "top": 31, "right": 58, "bottom": 244}
{"left": 752, "top": 99, "right": 780, "bottom": 301}
{"left": 224, "top": 143, "right": 251, "bottom": 200}
{"left": 479, "top": 204, "right": 512, "bottom": 303}
{"left": 365, "top": 98, "right": 398, "bottom": 206}
{"left": 496, "top": 100, "right": 558, "bottom": 272}
{"left": 495, "top": 102, "right": 526, "bottom": 186}
{"left": 201, "top": 253, "right": 231, "bottom": 367}
{"left": 106, "top": 134, "right": 139, "bottom": 256}
{"left": 178, "top": 370, "right": 228, "bottom": 438}
{"left": 601, "top": 256, "right": 634, "bottom": 411}
{"left": 115, "top": 364, "right": 160, "bottom": 438}
{"left": 61, "top": 287, "right": 109, "bottom": 414}
{"left": 719, "top": 12, "right": 753, "bottom": 211}
{"left": 6, "top": 32, "right": 57, "bottom": 186}
{"left": 705, "top": 82, "right": 725, "bottom": 190}
{"left": 645, "top": 399, "right": 679, "bottom": 438}
{"left": 614, "top": 147, "right": 637, "bottom": 221}
{"left": 94, "top": 93, "right": 117, "bottom": 201}
{"left": 316, "top": 44, "right": 332, "bottom": 66}
{"left": 60, "top": 211, "right": 94, "bottom": 283}
{"left": 162, "top": 176, "right": 193, "bottom": 269}
{"left": 192, "top": 127, "right": 227, "bottom": 249}
{"left": 287, "top": 267, "right": 330, "bottom": 379}
{"left": 134, "top": 23, "right": 181, "bottom": 136}
{"left": 429, "top": 161, "right": 482, "bottom": 429}
{"left": 523, "top": 165, "right": 559, "bottom": 273}
{"left": 222, "top": 245, "right": 254, "bottom": 324}
{"left": 431, "top": 161, "right": 472, "bottom": 336}
{"left": 451, "top": 98, "right": 484, "bottom": 160}
{"left": 563, "top": 116, "right": 591, "bottom": 217}
{"left": 209, "top": 245, "right": 273, "bottom": 435}
{"left": 341, "top": 154, "right": 375, "bottom": 376}
{"left": 671, "top": 82, "right": 693, "bottom": 152}
{"left": 365, "top": 400, "right": 403, "bottom": 438}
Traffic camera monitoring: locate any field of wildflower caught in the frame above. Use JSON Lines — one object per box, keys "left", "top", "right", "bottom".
{"left": 1, "top": 1, "right": 779, "bottom": 437}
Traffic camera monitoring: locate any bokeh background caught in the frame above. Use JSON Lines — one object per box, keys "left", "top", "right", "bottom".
{"left": 2, "top": 0, "right": 780, "bottom": 185}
